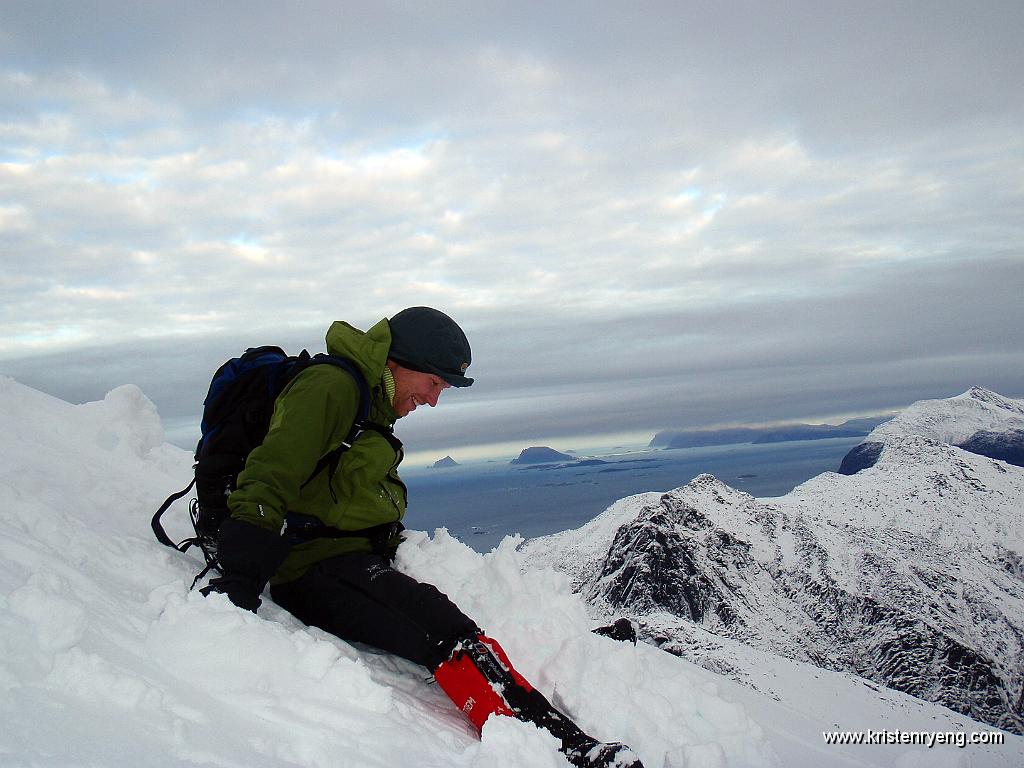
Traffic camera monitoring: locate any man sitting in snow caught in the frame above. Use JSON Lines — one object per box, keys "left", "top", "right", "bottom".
{"left": 202, "top": 306, "right": 643, "bottom": 768}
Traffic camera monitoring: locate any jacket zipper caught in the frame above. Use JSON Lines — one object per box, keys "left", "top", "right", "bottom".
{"left": 381, "top": 445, "right": 408, "bottom": 517}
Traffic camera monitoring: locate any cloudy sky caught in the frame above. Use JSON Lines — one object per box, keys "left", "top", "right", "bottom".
{"left": 2, "top": 1, "right": 1022, "bottom": 463}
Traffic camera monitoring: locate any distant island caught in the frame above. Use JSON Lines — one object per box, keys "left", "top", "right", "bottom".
{"left": 511, "top": 446, "right": 575, "bottom": 465}
{"left": 650, "top": 415, "right": 893, "bottom": 450}
{"left": 431, "top": 455, "right": 459, "bottom": 468}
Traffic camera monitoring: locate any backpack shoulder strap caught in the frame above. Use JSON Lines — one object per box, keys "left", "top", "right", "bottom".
{"left": 151, "top": 477, "right": 197, "bottom": 550}
{"left": 294, "top": 354, "right": 374, "bottom": 489}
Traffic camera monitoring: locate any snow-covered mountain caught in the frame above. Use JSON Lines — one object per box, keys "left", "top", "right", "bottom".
{"left": 524, "top": 398, "right": 1024, "bottom": 738}
{"left": 839, "top": 386, "right": 1024, "bottom": 473}
{"left": 2, "top": 375, "right": 1022, "bottom": 767}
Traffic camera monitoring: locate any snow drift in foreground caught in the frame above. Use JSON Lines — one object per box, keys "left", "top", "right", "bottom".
{"left": 1, "top": 376, "right": 1022, "bottom": 767}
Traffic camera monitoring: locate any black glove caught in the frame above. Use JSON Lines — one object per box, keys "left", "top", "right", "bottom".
{"left": 201, "top": 573, "right": 264, "bottom": 612}
{"left": 199, "top": 516, "right": 289, "bottom": 613}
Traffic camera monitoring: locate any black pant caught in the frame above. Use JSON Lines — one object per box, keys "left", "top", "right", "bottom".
{"left": 270, "top": 553, "right": 478, "bottom": 669}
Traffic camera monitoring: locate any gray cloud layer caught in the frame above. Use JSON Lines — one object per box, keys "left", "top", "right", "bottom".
{"left": 2, "top": 1, "right": 1022, "bottom": 458}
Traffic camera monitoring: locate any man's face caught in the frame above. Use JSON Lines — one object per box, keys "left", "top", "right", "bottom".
{"left": 389, "top": 362, "right": 450, "bottom": 418}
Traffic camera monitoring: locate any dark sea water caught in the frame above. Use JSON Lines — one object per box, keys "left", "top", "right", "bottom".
{"left": 402, "top": 437, "right": 862, "bottom": 551}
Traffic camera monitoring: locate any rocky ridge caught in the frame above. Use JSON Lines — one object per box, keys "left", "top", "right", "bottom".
{"left": 523, "top": 407, "right": 1024, "bottom": 734}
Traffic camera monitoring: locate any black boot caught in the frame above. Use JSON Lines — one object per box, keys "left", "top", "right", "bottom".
{"left": 592, "top": 618, "right": 638, "bottom": 644}
{"left": 457, "top": 635, "right": 645, "bottom": 768}
{"left": 562, "top": 739, "right": 644, "bottom": 768}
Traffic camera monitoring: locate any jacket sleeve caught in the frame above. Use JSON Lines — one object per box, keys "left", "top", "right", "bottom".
{"left": 227, "top": 365, "right": 363, "bottom": 532}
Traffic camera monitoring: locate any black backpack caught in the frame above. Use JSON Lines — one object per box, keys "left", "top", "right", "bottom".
{"left": 151, "top": 346, "right": 372, "bottom": 581}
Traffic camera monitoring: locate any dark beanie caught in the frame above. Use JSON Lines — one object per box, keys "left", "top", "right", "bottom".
{"left": 388, "top": 307, "right": 474, "bottom": 387}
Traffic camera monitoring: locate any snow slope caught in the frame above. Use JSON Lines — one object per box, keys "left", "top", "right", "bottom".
{"left": 1, "top": 376, "right": 1021, "bottom": 767}
{"left": 0, "top": 377, "right": 773, "bottom": 768}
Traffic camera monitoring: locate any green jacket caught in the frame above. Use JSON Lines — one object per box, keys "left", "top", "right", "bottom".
{"left": 228, "top": 318, "right": 407, "bottom": 585}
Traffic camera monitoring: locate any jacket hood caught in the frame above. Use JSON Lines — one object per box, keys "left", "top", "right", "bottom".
{"left": 325, "top": 318, "right": 392, "bottom": 384}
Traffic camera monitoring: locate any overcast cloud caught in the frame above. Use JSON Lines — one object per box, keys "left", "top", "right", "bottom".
{"left": 1, "top": 1, "right": 1022, "bottom": 462}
